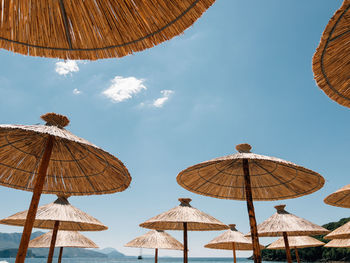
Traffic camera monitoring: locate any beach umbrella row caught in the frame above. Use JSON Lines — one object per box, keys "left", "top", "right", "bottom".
{"left": 177, "top": 143, "right": 325, "bottom": 263}
{"left": 0, "top": 112, "right": 131, "bottom": 263}
{"left": 0, "top": 196, "right": 107, "bottom": 263}
{"left": 140, "top": 198, "right": 228, "bottom": 263}
{"left": 29, "top": 230, "right": 98, "bottom": 263}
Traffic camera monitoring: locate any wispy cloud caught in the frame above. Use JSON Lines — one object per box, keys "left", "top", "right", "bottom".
{"left": 153, "top": 90, "right": 174, "bottom": 108}
{"left": 73, "top": 88, "right": 82, "bottom": 95}
{"left": 102, "top": 76, "right": 146, "bottom": 103}
{"left": 55, "top": 60, "right": 79, "bottom": 76}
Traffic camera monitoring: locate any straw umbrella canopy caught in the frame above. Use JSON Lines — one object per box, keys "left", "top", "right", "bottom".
{"left": 125, "top": 230, "right": 183, "bottom": 263}
{"left": 205, "top": 224, "right": 265, "bottom": 263}
{"left": 324, "top": 221, "right": 350, "bottom": 240}
{"left": 0, "top": 0, "right": 216, "bottom": 60}
{"left": 0, "top": 112, "right": 130, "bottom": 263}
{"left": 252, "top": 205, "right": 329, "bottom": 263}
{"left": 0, "top": 196, "right": 107, "bottom": 263}
{"left": 139, "top": 198, "right": 228, "bottom": 263}
{"left": 324, "top": 238, "right": 350, "bottom": 248}
{"left": 29, "top": 230, "right": 98, "bottom": 263}
{"left": 267, "top": 236, "right": 325, "bottom": 263}
{"left": 177, "top": 143, "right": 325, "bottom": 263}
{"left": 312, "top": 0, "right": 350, "bottom": 108}
{"left": 324, "top": 184, "right": 350, "bottom": 208}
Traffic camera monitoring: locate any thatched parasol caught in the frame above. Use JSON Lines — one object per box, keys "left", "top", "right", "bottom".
{"left": 312, "top": 0, "right": 350, "bottom": 108}
{"left": 139, "top": 198, "right": 228, "bottom": 263}
{"left": 29, "top": 230, "right": 98, "bottom": 263}
{"left": 0, "top": 112, "right": 130, "bottom": 262}
{"left": 0, "top": 0, "right": 216, "bottom": 60}
{"left": 252, "top": 205, "right": 329, "bottom": 263}
{"left": 125, "top": 230, "right": 183, "bottom": 263}
{"left": 324, "top": 184, "right": 350, "bottom": 208}
{"left": 324, "top": 238, "right": 350, "bottom": 248}
{"left": 205, "top": 224, "right": 264, "bottom": 263}
{"left": 0, "top": 196, "right": 106, "bottom": 263}
{"left": 177, "top": 143, "right": 324, "bottom": 263}
{"left": 324, "top": 221, "right": 350, "bottom": 239}
{"left": 267, "top": 236, "right": 324, "bottom": 263}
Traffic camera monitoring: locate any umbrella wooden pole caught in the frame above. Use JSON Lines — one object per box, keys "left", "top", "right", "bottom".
{"left": 16, "top": 135, "right": 55, "bottom": 263}
{"left": 282, "top": 232, "right": 292, "bottom": 263}
{"left": 232, "top": 242, "right": 236, "bottom": 263}
{"left": 294, "top": 247, "right": 300, "bottom": 263}
{"left": 155, "top": 248, "right": 158, "bottom": 263}
{"left": 47, "top": 220, "right": 60, "bottom": 263}
{"left": 58, "top": 247, "right": 64, "bottom": 263}
{"left": 242, "top": 159, "right": 261, "bottom": 263}
{"left": 183, "top": 222, "right": 188, "bottom": 263}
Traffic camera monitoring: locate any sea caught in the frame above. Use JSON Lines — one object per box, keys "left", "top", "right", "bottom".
{"left": 0, "top": 258, "right": 278, "bottom": 263}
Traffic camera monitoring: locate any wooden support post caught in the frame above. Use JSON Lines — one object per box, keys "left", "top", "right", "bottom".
{"left": 243, "top": 159, "right": 261, "bottom": 263}
{"left": 155, "top": 248, "right": 158, "bottom": 263}
{"left": 16, "top": 135, "right": 55, "bottom": 263}
{"left": 47, "top": 220, "right": 60, "bottom": 263}
{"left": 183, "top": 222, "right": 188, "bottom": 263}
{"left": 58, "top": 247, "right": 64, "bottom": 263}
{"left": 232, "top": 242, "right": 236, "bottom": 263}
{"left": 294, "top": 247, "right": 300, "bottom": 263}
{"left": 282, "top": 232, "right": 292, "bottom": 263}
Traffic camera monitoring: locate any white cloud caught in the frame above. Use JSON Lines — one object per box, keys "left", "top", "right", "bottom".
{"left": 153, "top": 90, "right": 174, "bottom": 108}
{"left": 73, "top": 88, "right": 82, "bottom": 95}
{"left": 102, "top": 76, "right": 146, "bottom": 103}
{"left": 55, "top": 60, "right": 79, "bottom": 75}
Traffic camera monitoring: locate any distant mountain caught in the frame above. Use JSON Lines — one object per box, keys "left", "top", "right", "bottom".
{"left": 0, "top": 232, "right": 109, "bottom": 258}
{"left": 93, "top": 247, "right": 129, "bottom": 258}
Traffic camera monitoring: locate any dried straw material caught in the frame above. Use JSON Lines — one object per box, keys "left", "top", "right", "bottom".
{"left": 324, "top": 221, "right": 350, "bottom": 239}
{"left": 324, "top": 184, "right": 350, "bottom": 208}
{"left": 312, "top": 0, "right": 350, "bottom": 108}
{"left": 0, "top": 196, "right": 107, "bottom": 231}
{"left": 177, "top": 144, "right": 324, "bottom": 201}
{"left": 29, "top": 230, "right": 98, "bottom": 248}
{"left": 0, "top": 112, "right": 131, "bottom": 195}
{"left": 252, "top": 205, "right": 329, "bottom": 237}
{"left": 125, "top": 230, "right": 183, "bottom": 250}
{"left": 139, "top": 198, "right": 228, "bottom": 231}
{"left": 205, "top": 224, "right": 264, "bottom": 250}
{"left": 267, "top": 236, "right": 324, "bottom": 250}
{"left": 0, "top": 0, "right": 216, "bottom": 60}
{"left": 324, "top": 238, "right": 350, "bottom": 248}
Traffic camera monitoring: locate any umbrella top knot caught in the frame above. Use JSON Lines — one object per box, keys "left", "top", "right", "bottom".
{"left": 235, "top": 143, "right": 252, "bottom": 153}
{"left": 274, "top": 204, "right": 287, "bottom": 213}
{"left": 156, "top": 230, "right": 164, "bottom": 233}
{"left": 54, "top": 196, "right": 70, "bottom": 205}
{"left": 41, "top": 113, "right": 70, "bottom": 128}
{"left": 228, "top": 224, "right": 237, "bottom": 231}
{"left": 179, "top": 198, "right": 192, "bottom": 206}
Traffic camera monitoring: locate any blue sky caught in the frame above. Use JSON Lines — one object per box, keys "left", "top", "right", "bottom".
{"left": 0, "top": 0, "right": 348, "bottom": 258}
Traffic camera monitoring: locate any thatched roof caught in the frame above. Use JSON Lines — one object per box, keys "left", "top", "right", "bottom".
{"left": 29, "top": 230, "right": 98, "bottom": 248}
{"left": 0, "top": 0, "right": 216, "bottom": 60}
{"left": 177, "top": 144, "right": 324, "bottom": 201}
{"left": 267, "top": 236, "right": 324, "bottom": 249}
{"left": 0, "top": 112, "right": 131, "bottom": 196}
{"left": 125, "top": 230, "right": 183, "bottom": 250}
{"left": 313, "top": 0, "right": 350, "bottom": 108}
{"left": 139, "top": 198, "right": 228, "bottom": 231}
{"left": 0, "top": 196, "right": 107, "bottom": 231}
{"left": 251, "top": 205, "right": 329, "bottom": 237}
{"left": 205, "top": 224, "right": 264, "bottom": 250}
{"left": 324, "top": 184, "right": 350, "bottom": 208}
{"left": 324, "top": 238, "right": 350, "bottom": 248}
{"left": 324, "top": 221, "right": 350, "bottom": 239}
